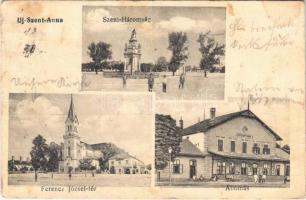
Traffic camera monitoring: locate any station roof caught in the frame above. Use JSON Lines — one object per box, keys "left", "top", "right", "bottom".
{"left": 180, "top": 109, "right": 282, "bottom": 141}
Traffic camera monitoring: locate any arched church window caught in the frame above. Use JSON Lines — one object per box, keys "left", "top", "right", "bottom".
{"left": 68, "top": 146, "right": 71, "bottom": 157}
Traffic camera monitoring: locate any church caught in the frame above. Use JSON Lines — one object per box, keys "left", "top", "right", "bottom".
{"left": 58, "top": 95, "right": 102, "bottom": 173}
{"left": 58, "top": 95, "right": 146, "bottom": 174}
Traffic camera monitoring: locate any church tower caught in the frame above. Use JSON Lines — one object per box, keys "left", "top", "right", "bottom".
{"left": 63, "top": 94, "right": 80, "bottom": 172}
{"left": 124, "top": 29, "right": 142, "bottom": 74}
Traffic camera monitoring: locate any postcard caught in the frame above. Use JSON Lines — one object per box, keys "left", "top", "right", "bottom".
{"left": 0, "top": 1, "right": 305, "bottom": 199}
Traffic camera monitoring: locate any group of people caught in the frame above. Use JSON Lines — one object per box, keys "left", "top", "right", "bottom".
{"left": 122, "top": 73, "right": 186, "bottom": 93}
{"left": 253, "top": 174, "right": 267, "bottom": 183}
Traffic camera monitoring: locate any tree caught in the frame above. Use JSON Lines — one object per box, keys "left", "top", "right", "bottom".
{"left": 197, "top": 31, "right": 225, "bottom": 77}
{"left": 155, "top": 56, "right": 168, "bottom": 72}
{"left": 112, "top": 62, "right": 124, "bottom": 72}
{"left": 8, "top": 160, "right": 14, "bottom": 171}
{"left": 47, "top": 142, "right": 61, "bottom": 178}
{"left": 140, "top": 63, "right": 154, "bottom": 73}
{"left": 99, "top": 147, "right": 117, "bottom": 171}
{"left": 79, "top": 158, "right": 93, "bottom": 176}
{"left": 90, "top": 143, "right": 127, "bottom": 171}
{"left": 30, "top": 135, "right": 49, "bottom": 181}
{"left": 168, "top": 32, "right": 189, "bottom": 76}
{"left": 155, "top": 114, "right": 181, "bottom": 170}
{"left": 87, "top": 42, "right": 112, "bottom": 74}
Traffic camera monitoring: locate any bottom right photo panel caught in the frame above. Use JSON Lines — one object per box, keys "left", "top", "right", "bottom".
{"left": 155, "top": 99, "right": 290, "bottom": 188}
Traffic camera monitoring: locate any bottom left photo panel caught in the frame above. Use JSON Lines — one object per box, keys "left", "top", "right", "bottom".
{"left": 7, "top": 93, "right": 154, "bottom": 187}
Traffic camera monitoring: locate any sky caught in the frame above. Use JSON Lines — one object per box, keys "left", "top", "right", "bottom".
{"left": 156, "top": 99, "right": 291, "bottom": 145}
{"left": 9, "top": 93, "right": 153, "bottom": 165}
{"left": 82, "top": 6, "right": 225, "bottom": 66}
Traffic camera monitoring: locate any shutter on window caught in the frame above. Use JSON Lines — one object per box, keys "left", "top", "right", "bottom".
{"left": 180, "top": 164, "right": 183, "bottom": 174}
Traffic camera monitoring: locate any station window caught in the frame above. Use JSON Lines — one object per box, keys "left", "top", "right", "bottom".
{"left": 242, "top": 142, "right": 247, "bottom": 153}
{"left": 276, "top": 165, "right": 281, "bottom": 176}
{"left": 263, "top": 145, "right": 270, "bottom": 155}
{"left": 217, "top": 162, "right": 225, "bottom": 174}
{"left": 241, "top": 163, "right": 247, "bottom": 175}
{"left": 252, "top": 143, "right": 260, "bottom": 154}
{"left": 229, "top": 162, "right": 235, "bottom": 174}
{"left": 252, "top": 163, "right": 258, "bottom": 175}
{"left": 231, "top": 141, "right": 236, "bottom": 152}
{"left": 218, "top": 140, "right": 223, "bottom": 151}
{"left": 173, "top": 159, "right": 183, "bottom": 174}
{"left": 263, "top": 163, "right": 268, "bottom": 175}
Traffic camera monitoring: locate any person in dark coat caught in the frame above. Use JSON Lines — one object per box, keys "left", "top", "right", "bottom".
{"left": 148, "top": 73, "right": 154, "bottom": 92}
{"left": 122, "top": 74, "right": 127, "bottom": 89}
{"left": 179, "top": 73, "right": 185, "bottom": 89}
{"left": 162, "top": 75, "right": 167, "bottom": 93}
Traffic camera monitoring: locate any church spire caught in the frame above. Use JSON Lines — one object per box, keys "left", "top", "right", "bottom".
{"left": 67, "top": 94, "right": 78, "bottom": 123}
{"left": 247, "top": 99, "right": 250, "bottom": 111}
{"left": 247, "top": 95, "right": 250, "bottom": 111}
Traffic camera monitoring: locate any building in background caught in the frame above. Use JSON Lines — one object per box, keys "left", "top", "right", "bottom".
{"left": 58, "top": 95, "right": 147, "bottom": 174}
{"left": 159, "top": 108, "right": 290, "bottom": 182}
{"left": 8, "top": 156, "right": 32, "bottom": 172}
{"left": 58, "top": 95, "right": 102, "bottom": 173}
{"left": 109, "top": 153, "right": 146, "bottom": 174}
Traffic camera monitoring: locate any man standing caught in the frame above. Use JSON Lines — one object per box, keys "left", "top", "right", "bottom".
{"left": 122, "top": 74, "right": 127, "bottom": 89}
{"left": 148, "top": 73, "right": 154, "bottom": 92}
{"left": 162, "top": 75, "right": 167, "bottom": 93}
{"left": 179, "top": 73, "right": 185, "bottom": 89}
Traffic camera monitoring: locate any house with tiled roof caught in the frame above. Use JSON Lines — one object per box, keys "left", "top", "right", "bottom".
{"left": 108, "top": 153, "right": 146, "bottom": 174}
{"left": 8, "top": 156, "right": 32, "bottom": 172}
{"left": 160, "top": 107, "right": 290, "bottom": 182}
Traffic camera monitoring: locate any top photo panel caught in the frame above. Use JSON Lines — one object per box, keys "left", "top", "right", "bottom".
{"left": 82, "top": 6, "right": 226, "bottom": 100}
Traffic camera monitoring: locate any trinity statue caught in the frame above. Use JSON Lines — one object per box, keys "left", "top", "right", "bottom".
{"left": 124, "top": 29, "right": 142, "bottom": 73}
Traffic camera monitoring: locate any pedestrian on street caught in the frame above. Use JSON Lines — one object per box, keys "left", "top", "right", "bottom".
{"left": 34, "top": 171, "right": 38, "bottom": 182}
{"left": 254, "top": 174, "right": 258, "bottom": 183}
{"left": 148, "top": 73, "right": 154, "bottom": 92}
{"left": 162, "top": 75, "right": 167, "bottom": 93}
{"left": 179, "top": 73, "right": 185, "bottom": 89}
{"left": 262, "top": 174, "right": 266, "bottom": 183}
{"left": 258, "top": 174, "right": 262, "bottom": 183}
{"left": 122, "top": 74, "right": 127, "bottom": 89}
